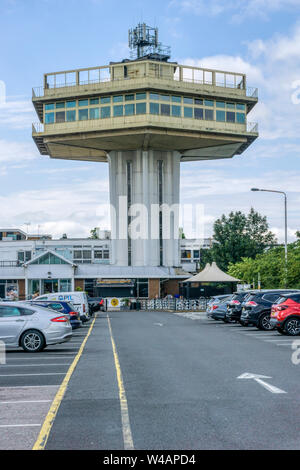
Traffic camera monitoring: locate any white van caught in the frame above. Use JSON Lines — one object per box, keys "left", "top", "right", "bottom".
{"left": 34, "top": 292, "right": 90, "bottom": 322}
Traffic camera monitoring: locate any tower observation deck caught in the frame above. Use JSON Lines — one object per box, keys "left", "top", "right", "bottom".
{"left": 32, "top": 23, "right": 258, "bottom": 276}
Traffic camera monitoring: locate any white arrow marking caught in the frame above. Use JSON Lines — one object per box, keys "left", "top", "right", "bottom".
{"left": 237, "top": 373, "right": 287, "bottom": 394}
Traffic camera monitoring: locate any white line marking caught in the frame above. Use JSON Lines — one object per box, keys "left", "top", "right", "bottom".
{"left": 264, "top": 339, "right": 295, "bottom": 343}
{"left": 237, "top": 372, "right": 287, "bottom": 394}
{"left": 0, "top": 385, "right": 59, "bottom": 389}
{"left": 0, "top": 373, "right": 65, "bottom": 377}
{"left": 0, "top": 424, "right": 41, "bottom": 428}
{"left": 0, "top": 363, "right": 71, "bottom": 367}
{"left": 0, "top": 400, "right": 52, "bottom": 404}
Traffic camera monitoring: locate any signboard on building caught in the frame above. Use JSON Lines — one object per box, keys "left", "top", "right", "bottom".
{"left": 96, "top": 279, "right": 134, "bottom": 288}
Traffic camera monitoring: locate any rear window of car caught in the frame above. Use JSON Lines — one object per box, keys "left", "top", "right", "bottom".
{"left": 285, "top": 294, "right": 300, "bottom": 303}
{"left": 263, "top": 293, "right": 281, "bottom": 303}
{"left": 275, "top": 296, "right": 288, "bottom": 305}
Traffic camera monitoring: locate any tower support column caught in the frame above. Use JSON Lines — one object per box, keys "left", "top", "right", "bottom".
{"left": 108, "top": 150, "right": 180, "bottom": 267}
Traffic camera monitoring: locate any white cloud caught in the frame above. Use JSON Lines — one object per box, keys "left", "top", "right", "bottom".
{"left": 0, "top": 139, "right": 38, "bottom": 163}
{"left": 170, "top": 0, "right": 300, "bottom": 21}
{"left": 0, "top": 97, "right": 35, "bottom": 129}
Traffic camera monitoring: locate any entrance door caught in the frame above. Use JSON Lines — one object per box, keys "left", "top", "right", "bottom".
{"left": 42, "top": 279, "right": 59, "bottom": 294}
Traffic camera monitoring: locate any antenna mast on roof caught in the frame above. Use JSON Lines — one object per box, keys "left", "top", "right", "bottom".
{"left": 128, "top": 22, "right": 171, "bottom": 61}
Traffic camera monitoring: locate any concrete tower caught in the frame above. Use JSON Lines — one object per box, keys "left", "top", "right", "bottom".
{"left": 32, "top": 23, "right": 258, "bottom": 277}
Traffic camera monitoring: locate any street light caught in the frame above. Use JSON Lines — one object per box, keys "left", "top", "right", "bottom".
{"left": 251, "top": 188, "right": 288, "bottom": 287}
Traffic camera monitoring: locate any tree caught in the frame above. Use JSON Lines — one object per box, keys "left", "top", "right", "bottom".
{"left": 228, "top": 237, "right": 300, "bottom": 289}
{"left": 90, "top": 228, "right": 99, "bottom": 239}
{"left": 208, "top": 208, "right": 277, "bottom": 271}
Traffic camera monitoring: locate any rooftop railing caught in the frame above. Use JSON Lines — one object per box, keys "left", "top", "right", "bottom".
{"left": 32, "top": 61, "right": 258, "bottom": 99}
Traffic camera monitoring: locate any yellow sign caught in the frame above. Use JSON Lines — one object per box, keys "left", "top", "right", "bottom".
{"left": 110, "top": 298, "right": 119, "bottom": 307}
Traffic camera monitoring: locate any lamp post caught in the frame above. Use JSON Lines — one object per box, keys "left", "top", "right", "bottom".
{"left": 251, "top": 188, "right": 288, "bottom": 287}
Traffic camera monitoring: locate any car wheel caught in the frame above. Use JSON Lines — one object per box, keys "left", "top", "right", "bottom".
{"left": 284, "top": 318, "right": 300, "bottom": 336}
{"left": 258, "top": 313, "right": 274, "bottom": 331}
{"left": 20, "top": 330, "right": 45, "bottom": 353}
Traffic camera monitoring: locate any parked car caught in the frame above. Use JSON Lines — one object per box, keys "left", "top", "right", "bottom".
{"left": 88, "top": 297, "right": 105, "bottom": 314}
{"left": 0, "top": 301, "right": 72, "bottom": 352}
{"left": 206, "top": 294, "right": 232, "bottom": 318}
{"left": 270, "top": 293, "right": 300, "bottom": 335}
{"left": 225, "top": 291, "right": 252, "bottom": 323}
{"left": 25, "top": 300, "right": 82, "bottom": 330}
{"left": 239, "top": 289, "right": 300, "bottom": 330}
{"left": 34, "top": 292, "right": 90, "bottom": 322}
{"left": 210, "top": 295, "right": 234, "bottom": 321}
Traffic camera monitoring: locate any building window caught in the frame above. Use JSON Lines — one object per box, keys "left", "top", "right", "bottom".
{"left": 216, "top": 101, "right": 225, "bottom": 108}
{"left": 172, "top": 105, "right": 181, "bottom": 117}
{"left": 236, "top": 103, "right": 246, "bottom": 110}
{"left": 172, "top": 95, "right": 181, "bottom": 103}
{"left": 136, "top": 92, "right": 146, "bottom": 100}
{"left": 125, "top": 104, "right": 135, "bottom": 115}
{"left": 56, "top": 102, "right": 65, "bottom": 109}
{"left": 125, "top": 94, "right": 134, "bottom": 101}
{"left": 136, "top": 102, "right": 146, "bottom": 114}
{"left": 184, "top": 107, "right": 193, "bottom": 118}
{"left": 150, "top": 102, "right": 159, "bottom": 114}
{"left": 101, "top": 106, "right": 110, "bottom": 118}
{"left": 89, "top": 108, "right": 100, "bottom": 119}
{"left": 45, "top": 112, "right": 55, "bottom": 124}
{"left": 236, "top": 112, "right": 245, "bottom": 123}
{"left": 67, "top": 110, "right": 76, "bottom": 122}
{"left": 45, "top": 103, "right": 54, "bottom": 111}
{"left": 113, "top": 105, "right": 123, "bottom": 116}
{"left": 100, "top": 96, "right": 110, "bottom": 104}
{"left": 56, "top": 111, "right": 65, "bottom": 123}
{"left": 90, "top": 98, "right": 99, "bottom": 105}
{"left": 161, "top": 104, "right": 170, "bottom": 116}
{"left": 181, "top": 250, "right": 191, "bottom": 259}
{"left": 226, "top": 102, "right": 235, "bottom": 109}
{"left": 204, "top": 99, "right": 214, "bottom": 107}
{"left": 150, "top": 93, "right": 160, "bottom": 100}
{"left": 66, "top": 101, "right": 76, "bottom": 108}
{"left": 216, "top": 110, "right": 225, "bottom": 122}
{"left": 205, "top": 109, "right": 214, "bottom": 120}
{"left": 79, "top": 99, "right": 89, "bottom": 107}
{"left": 79, "top": 109, "right": 89, "bottom": 120}
{"left": 195, "top": 98, "right": 203, "bottom": 105}
{"left": 226, "top": 111, "right": 235, "bottom": 123}
{"left": 194, "top": 108, "right": 203, "bottom": 120}
{"left": 113, "top": 95, "right": 123, "bottom": 103}
{"left": 184, "top": 97, "right": 193, "bottom": 104}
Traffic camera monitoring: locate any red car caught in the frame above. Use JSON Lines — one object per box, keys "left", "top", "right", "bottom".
{"left": 270, "top": 293, "right": 300, "bottom": 335}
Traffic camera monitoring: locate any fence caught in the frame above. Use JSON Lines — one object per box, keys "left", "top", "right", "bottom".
{"left": 138, "top": 298, "right": 208, "bottom": 311}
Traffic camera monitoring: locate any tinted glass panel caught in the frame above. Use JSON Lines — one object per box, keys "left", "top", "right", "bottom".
{"left": 56, "top": 111, "right": 65, "bottom": 123}
{"left": 66, "top": 110, "right": 76, "bottom": 122}
{"left": 56, "top": 102, "right": 65, "bottom": 109}
{"left": 204, "top": 100, "right": 214, "bottom": 107}
{"left": 90, "top": 98, "right": 99, "bottom": 105}
{"left": 216, "top": 110, "right": 225, "bottom": 121}
{"left": 172, "top": 105, "right": 181, "bottom": 117}
{"left": 113, "top": 105, "right": 123, "bottom": 116}
{"left": 195, "top": 99, "right": 203, "bottom": 105}
{"left": 113, "top": 95, "right": 123, "bottom": 103}
{"left": 226, "top": 111, "right": 235, "bottom": 122}
{"left": 149, "top": 93, "right": 160, "bottom": 100}
{"left": 0, "top": 306, "right": 21, "bottom": 317}
{"left": 136, "top": 92, "right": 146, "bottom": 100}
{"left": 184, "top": 107, "right": 193, "bottom": 118}
{"left": 184, "top": 97, "right": 193, "bottom": 104}
{"left": 66, "top": 101, "right": 76, "bottom": 108}
{"left": 45, "top": 113, "right": 55, "bottom": 124}
{"left": 161, "top": 104, "right": 170, "bottom": 116}
{"left": 205, "top": 109, "right": 214, "bottom": 120}
{"left": 194, "top": 108, "right": 203, "bottom": 120}
{"left": 79, "top": 109, "right": 89, "bottom": 120}
{"left": 125, "top": 94, "right": 134, "bottom": 101}
{"left": 89, "top": 108, "right": 100, "bottom": 119}
{"left": 236, "top": 112, "right": 245, "bottom": 123}
{"left": 78, "top": 99, "right": 89, "bottom": 107}
{"left": 150, "top": 102, "right": 159, "bottom": 114}
{"left": 125, "top": 104, "right": 134, "bottom": 115}
{"left": 101, "top": 106, "right": 110, "bottom": 118}
{"left": 136, "top": 102, "right": 146, "bottom": 114}
{"left": 100, "top": 97, "right": 110, "bottom": 104}
{"left": 172, "top": 96, "right": 181, "bottom": 103}
{"left": 45, "top": 103, "right": 54, "bottom": 111}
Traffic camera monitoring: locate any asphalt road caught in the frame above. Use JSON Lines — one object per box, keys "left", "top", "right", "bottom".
{"left": 40, "top": 311, "right": 300, "bottom": 450}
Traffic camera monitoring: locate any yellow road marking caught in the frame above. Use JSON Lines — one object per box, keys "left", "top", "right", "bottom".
{"left": 32, "top": 316, "right": 97, "bottom": 450}
{"left": 107, "top": 314, "right": 134, "bottom": 450}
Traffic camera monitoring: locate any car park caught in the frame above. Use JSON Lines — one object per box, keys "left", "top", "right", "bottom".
{"left": 225, "top": 291, "right": 252, "bottom": 323}
{"left": 25, "top": 300, "right": 82, "bottom": 330}
{"left": 270, "top": 293, "right": 300, "bottom": 335}
{"left": 34, "top": 291, "right": 90, "bottom": 323}
{"left": 239, "top": 289, "right": 300, "bottom": 330}
{"left": 0, "top": 301, "right": 72, "bottom": 352}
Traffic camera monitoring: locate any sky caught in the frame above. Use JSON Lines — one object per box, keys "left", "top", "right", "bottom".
{"left": 0, "top": 0, "right": 300, "bottom": 241}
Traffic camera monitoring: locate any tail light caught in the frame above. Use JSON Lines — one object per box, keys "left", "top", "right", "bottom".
{"left": 69, "top": 311, "right": 78, "bottom": 316}
{"left": 212, "top": 305, "right": 218, "bottom": 310}
{"left": 83, "top": 304, "right": 86, "bottom": 312}
{"left": 99, "top": 299, "right": 104, "bottom": 305}
{"left": 231, "top": 300, "right": 240, "bottom": 305}
{"left": 277, "top": 305, "right": 288, "bottom": 311}
{"left": 246, "top": 301, "right": 258, "bottom": 307}
{"left": 51, "top": 316, "right": 69, "bottom": 322}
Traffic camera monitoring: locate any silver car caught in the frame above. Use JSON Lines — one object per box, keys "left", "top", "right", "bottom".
{"left": 0, "top": 302, "right": 72, "bottom": 352}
